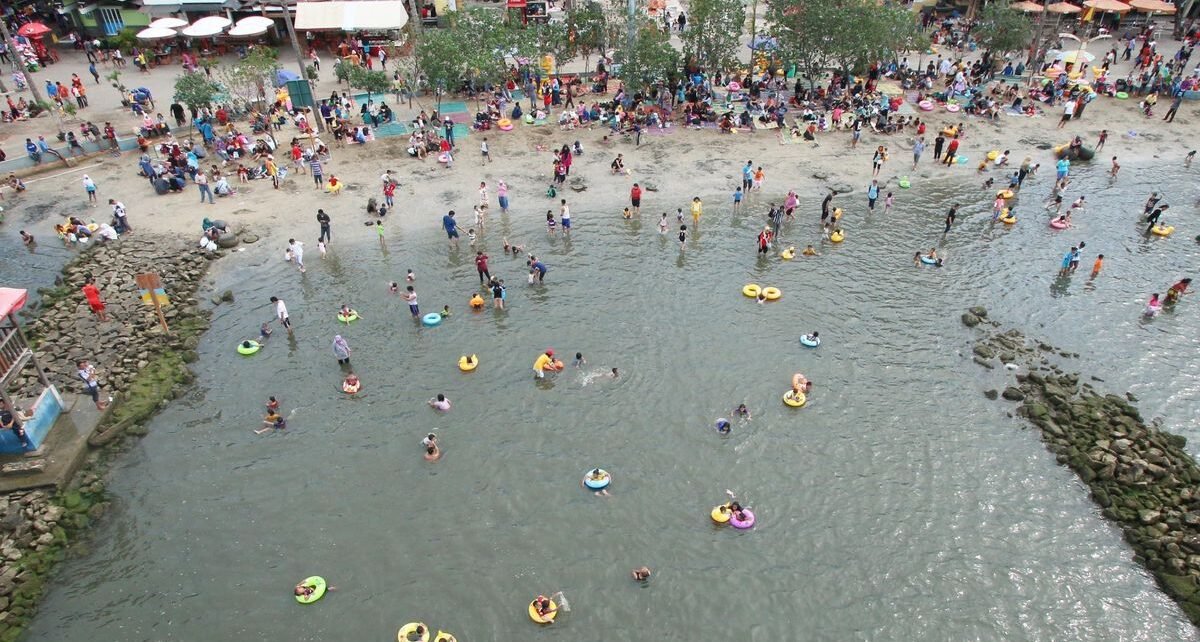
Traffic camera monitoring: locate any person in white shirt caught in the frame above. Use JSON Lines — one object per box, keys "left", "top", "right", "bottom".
{"left": 270, "top": 296, "right": 292, "bottom": 334}
{"left": 287, "top": 238, "right": 305, "bottom": 272}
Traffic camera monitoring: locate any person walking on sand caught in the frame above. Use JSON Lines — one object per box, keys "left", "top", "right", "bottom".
{"left": 317, "top": 208, "right": 331, "bottom": 243}
{"left": 309, "top": 155, "right": 324, "bottom": 188}
{"left": 82, "top": 175, "right": 98, "bottom": 206}
{"left": 871, "top": 146, "right": 886, "bottom": 177}
{"left": 1096, "top": 129, "right": 1107, "bottom": 151}
{"left": 1164, "top": 92, "right": 1184, "bottom": 123}
{"left": 942, "top": 135, "right": 960, "bottom": 166}
{"left": 196, "top": 170, "right": 214, "bottom": 204}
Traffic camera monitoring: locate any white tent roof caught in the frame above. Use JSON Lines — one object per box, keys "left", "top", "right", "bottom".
{"left": 294, "top": 1, "right": 408, "bottom": 31}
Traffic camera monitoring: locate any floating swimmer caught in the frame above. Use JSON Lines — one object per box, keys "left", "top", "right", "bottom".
{"left": 440, "top": 305, "right": 451, "bottom": 318}
{"left": 294, "top": 577, "right": 335, "bottom": 603}
{"left": 341, "top": 372, "right": 361, "bottom": 394}
{"left": 422, "top": 433, "right": 442, "bottom": 461}
{"left": 801, "top": 245, "right": 818, "bottom": 256}
{"left": 337, "top": 304, "right": 360, "bottom": 323}
{"left": 530, "top": 595, "right": 558, "bottom": 623}
{"left": 1145, "top": 293, "right": 1163, "bottom": 317}
{"left": 733, "top": 403, "right": 751, "bottom": 419}
{"left": 791, "top": 372, "right": 813, "bottom": 394}
{"left": 583, "top": 467, "right": 612, "bottom": 495}
{"left": 255, "top": 409, "right": 286, "bottom": 434}
{"left": 631, "top": 566, "right": 652, "bottom": 581}
{"left": 715, "top": 418, "right": 731, "bottom": 434}
{"left": 428, "top": 393, "right": 451, "bottom": 411}
{"left": 469, "top": 293, "right": 485, "bottom": 310}
{"left": 800, "top": 332, "right": 820, "bottom": 348}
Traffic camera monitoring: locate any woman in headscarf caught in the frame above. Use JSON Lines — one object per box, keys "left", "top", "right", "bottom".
{"left": 332, "top": 335, "right": 351, "bottom": 365}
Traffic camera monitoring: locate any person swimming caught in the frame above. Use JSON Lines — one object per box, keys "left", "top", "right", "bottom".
{"left": 1145, "top": 293, "right": 1163, "bottom": 317}
{"left": 428, "top": 393, "right": 451, "bottom": 411}
{"left": 259, "top": 323, "right": 273, "bottom": 341}
{"left": 469, "top": 293, "right": 485, "bottom": 309}
{"left": 422, "top": 433, "right": 442, "bottom": 461}
{"left": 342, "top": 373, "right": 361, "bottom": 394}
{"left": 802, "top": 245, "right": 818, "bottom": 256}
{"left": 631, "top": 566, "right": 652, "bottom": 581}
{"left": 574, "top": 352, "right": 586, "bottom": 367}
{"left": 734, "top": 403, "right": 751, "bottom": 419}
{"left": 339, "top": 304, "right": 359, "bottom": 319}
{"left": 440, "top": 305, "right": 451, "bottom": 317}
{"left": 802, "top": 331, "right": 819, "bottom": 345}
{"left": 715, "top": 418, "right": 731, "bottom": 434}
{"left": 256, "top": 409, "right": 286, "bottom": 434}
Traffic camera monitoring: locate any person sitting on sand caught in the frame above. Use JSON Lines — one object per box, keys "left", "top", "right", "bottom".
{"left": 427, "top": 393, "right": 451, "bottom": 411}
{"left": 610, "top": 154, "right": 625, "bottom": 174}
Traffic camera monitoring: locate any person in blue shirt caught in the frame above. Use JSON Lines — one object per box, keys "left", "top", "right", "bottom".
{"left": 45, "top": 80, "right": 56, "bottom": 101}
{"left": 441, "top": 210, "right": 459, "bottom": 247}
{"left": 866, "top": 180, "right": 880, "bottom": 210}
{"left": 741, "top": 160, "right": 753, "bottom": 191}
{"left": 24, "top": 138, "right": 40, "bottom": 164}
{"left": 529, "top": 256, "right": 547, "bottom": 283}
{"left": 732, "top": 186, "right": 743, "bottom": 213}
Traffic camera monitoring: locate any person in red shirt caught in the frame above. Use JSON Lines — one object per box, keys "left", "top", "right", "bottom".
{"left": 290, "top": 142, "right": 305, "bottom": 174}
{"left": 383, "top": 180, "right": 396, "bottom": 208}
{"left": 103, "top": 122, "right": 118, "bottom": 151}
{"left": 474, "top": 251, "right": 490, "bottom": 283}
{"left": 630, "top": 183, "right": 642, "bottom": 215}
{"left": 943, "top": 135, "right": 960, "bottom": 166}
{"left": 81, "top": 279, "right": 107, "bottom": 321}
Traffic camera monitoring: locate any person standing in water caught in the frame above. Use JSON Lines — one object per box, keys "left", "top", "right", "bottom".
{"left": 630, "top": 183, "right": 642, "bottom": 216}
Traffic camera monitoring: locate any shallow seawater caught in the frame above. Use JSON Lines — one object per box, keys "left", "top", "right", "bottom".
{"left": 20, "top": 157, "right": 1200, "bottom": 642}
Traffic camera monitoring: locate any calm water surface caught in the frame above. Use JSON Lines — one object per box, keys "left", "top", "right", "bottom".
{"left": 17, "top": 157, "right": 1200, "bottom": 642}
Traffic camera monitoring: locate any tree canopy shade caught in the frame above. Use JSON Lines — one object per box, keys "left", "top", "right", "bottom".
{"left": 415, "top": 7, "right": 527, "bottom": 109}
{"left": 348, "top": 66, "right": 392, "bottom": 102}
{"left": 973, "top": 2, "right": 1034, "bottom": 55}
{"left": 173, "top": 71, "right": 221, "bottom": 110}
{"left": 767, "top": 0, "right": 925, "bottom": 85}
{"left": 617, "top": 19, "right": 681, "bottom": 94}
{"left": 567, "top": 0, "right": 609, "bottom": 71}
{"left": 681, "top": 0, "right": 746, "bottom": 72}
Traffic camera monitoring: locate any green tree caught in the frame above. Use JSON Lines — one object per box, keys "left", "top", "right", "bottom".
{"left": 348, "top": 66, "right": 392, "bottom": 102}
{"left": 568, "top": 1, "right": 609, "bottom": 72}
{"left": 173, "top": 71, "right": 222, "bottom": 138}
{"left": 824, "top": 1, "right": 919, "bottom": 79}
{"left": 416, "top": 27, "right": 469, "bottom": 110}
{"left": 616, "top": 20, "right": 680, "bottom": 94}
{"left": 681, "top": 0, "right": 746, "bottom": 72}
{"left": 215, "top": 46, "right": 279, "bottom": 107}
{"left": 767, "top": 1, "right": 833, "bottom": 89}
{"left": 972, "top": 3, "right": 1032, "bottom": 57}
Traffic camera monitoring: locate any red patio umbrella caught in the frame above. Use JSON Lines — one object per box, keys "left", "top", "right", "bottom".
{"left": 16, "top": 22, "right": 51, "bottom": 38}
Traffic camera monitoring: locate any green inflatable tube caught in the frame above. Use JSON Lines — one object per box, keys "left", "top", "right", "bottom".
{"left": 295, "top": 576, "right": 327, "bottom": 604}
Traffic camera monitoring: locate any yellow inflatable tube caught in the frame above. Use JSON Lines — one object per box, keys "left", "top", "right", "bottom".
{"left": 743, "top": 284, "right": 761, "bottom": 298}
{"left": 433, "top": 631, "right": 457, "bottom": 642}
{"left": 1151, "top": 225, "right": 1174, "bottom": 237}
{"left": 711, "top": 503, "right": 732, "bottom": 524}
{"left": 459, "top": 355, "right": 479, "bottom": 372}
{"left": 398, "top": 622, "right": 430, "bottom": 642}
{"left": 529, "top": 599, "right": 557, "bottom": 623}
{"left": 783, "top": 390, "right": 807, "bottom": 407}
{"left": 830, "top": 231, "right": 845, "bottom": 243}
{"left": 763, "top": 287, "right": 781, "bottom": 301}
{"left": 780, "top": 246, "right": 795, "bottom": 260}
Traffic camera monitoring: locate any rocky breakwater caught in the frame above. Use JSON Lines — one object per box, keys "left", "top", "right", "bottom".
{"left": 0, "top": 237, "right": 215, "bottom": 640}
{"left": 965, "top": 306, "right": 1200, "bottom": 625}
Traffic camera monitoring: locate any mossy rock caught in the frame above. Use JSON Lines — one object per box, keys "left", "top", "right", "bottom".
{"left": 61, "top": 491, "right": 82, "bottom": 510}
